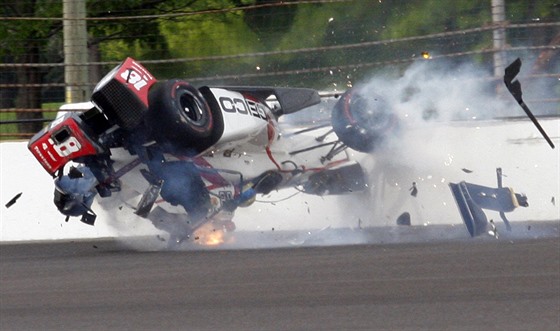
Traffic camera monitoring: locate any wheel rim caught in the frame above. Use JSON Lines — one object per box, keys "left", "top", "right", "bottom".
{"left": 178, "top": 90, "right": 206, "bottom": 126}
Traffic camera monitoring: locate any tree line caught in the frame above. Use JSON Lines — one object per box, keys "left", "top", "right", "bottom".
{"left": 1, "top": 0, "right": 558, "bottom": 133}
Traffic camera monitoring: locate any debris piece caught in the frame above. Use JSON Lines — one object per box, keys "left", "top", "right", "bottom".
{"left": 409, "top": 182, "right": 418, "bottom": 197}
{"left": 488, "top": 219, "right": 499, "bottom": 239}
{"left": 5, "top": 192, "right": 22, "bottom": 208}
{"left": 552, "top": 197, "right": 555, "bottom": 206}
{"left": 92, "top": 245, "right": 98, "bottom": 249}
{"left": 450, "top": 168, "right": 527, "bottom": 237}
{"left": 504, "top": 58, "right": 555, "bottom": 149}
{"left": 396, "top": 212, "right": 411, "bottom": 226}
{"left": 461, "top": 168, "right": 473, "bottom": 173}
{"left": 135, "top": 181, "right": 162, "bottom": 217}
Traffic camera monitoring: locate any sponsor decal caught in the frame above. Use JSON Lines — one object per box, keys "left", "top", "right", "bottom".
{"left": 218, "top": 96, "right": 268, "bottom": 120}
{"left": 52, "top": 136, "right": 82, "bottom": 157}
{"left": 33, "top": 145, "right": 52, "bottom": 171}
{"left": 120, "top": 69, "right": 149, "bottom": 91}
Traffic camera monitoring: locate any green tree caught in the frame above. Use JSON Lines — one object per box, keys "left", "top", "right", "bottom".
{"left": 0, "top": 0, "right": 63, "bottom": 133}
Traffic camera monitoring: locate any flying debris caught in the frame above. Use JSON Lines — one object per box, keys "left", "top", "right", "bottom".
{"left": 396, "top": 212, "right": 411, "bottom": 226}
{"left": 461, "top": 168, "right": 473, "bottom": 174}
{"left": 449, "top": 168, "right": 528, "bottom": 237}
{"left": 5, "top": 192, "right": 22, "bottom": 208}
{"left": 409, "top": 182, "right": 418, "bottom": 197}
{"left": 504, "top": 58, "right": 555, "bottom": 149}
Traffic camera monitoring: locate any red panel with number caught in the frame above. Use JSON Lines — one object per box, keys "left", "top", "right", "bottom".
{"left": 28, "top": 114, "right": 101, "bottom": 175}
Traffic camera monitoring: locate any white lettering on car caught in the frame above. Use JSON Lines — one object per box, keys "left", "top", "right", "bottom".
{"left": 47, "top": 151, "right": 57, "bottom": 162}
{"left": 218, "top": 96, "right": 267, "bottom": 120}
{"left": 120, "top": 69, "right": 148, "bottom": 91}
{"left": 34, "top": 145, "right": 52, "bottom": 170}
{"left": 53, "top": 136, "right": 82, "bottom": 157}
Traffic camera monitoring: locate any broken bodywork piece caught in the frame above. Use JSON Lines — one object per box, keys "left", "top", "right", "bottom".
{"left": 449, "top": 168, "right": 528, "bottom": 237}
{"left": 5, "top": 192, "right": 22, "bottom": 208}
{"left": 449, "top": 59, "right": 549, "bottom": 238}
{"left": 504, "top": 58, "right": 555, "bottom": 149}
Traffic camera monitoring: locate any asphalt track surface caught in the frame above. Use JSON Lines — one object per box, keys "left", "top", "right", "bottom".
{"left": 1, "top": 225, "right": 559, "bottom": 330}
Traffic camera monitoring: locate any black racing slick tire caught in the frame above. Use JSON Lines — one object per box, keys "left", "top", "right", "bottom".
{"left": 331, "top": 89, "right": 396, "bottom": 153}
{"left": 147, "top": 80, "right": 216, "bottom": 153}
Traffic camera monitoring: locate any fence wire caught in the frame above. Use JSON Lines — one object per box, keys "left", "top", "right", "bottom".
{"left": 1, "top": 0, "right": 559, "bottom": 139}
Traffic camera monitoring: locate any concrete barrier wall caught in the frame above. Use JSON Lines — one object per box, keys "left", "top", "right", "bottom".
{"left": 1, "top": 118, "right": 558, "bottom": 241}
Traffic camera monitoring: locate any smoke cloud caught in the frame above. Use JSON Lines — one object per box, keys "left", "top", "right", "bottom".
{"left": 328, "top": 58, "right": 558, "bottom": 233}
{"left": 362, "top": 60, "right": 515, "bottom": 122}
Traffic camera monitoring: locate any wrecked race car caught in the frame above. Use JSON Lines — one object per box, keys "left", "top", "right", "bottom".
{"left": 28, "top": 57, "right": 398, "bottom": 245}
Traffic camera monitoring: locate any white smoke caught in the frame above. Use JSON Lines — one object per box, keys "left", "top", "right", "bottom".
{"left": 361, "top": 60, "right": 515, "bottom": 123}
{"left": 335, "top": 58, "right": 559, "bottom": 241}
{"left": 331, "top": 59, "right": 532, "bottom": 230}
{"left": 232, "top": 60, "right": 523, "bottom": 240}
